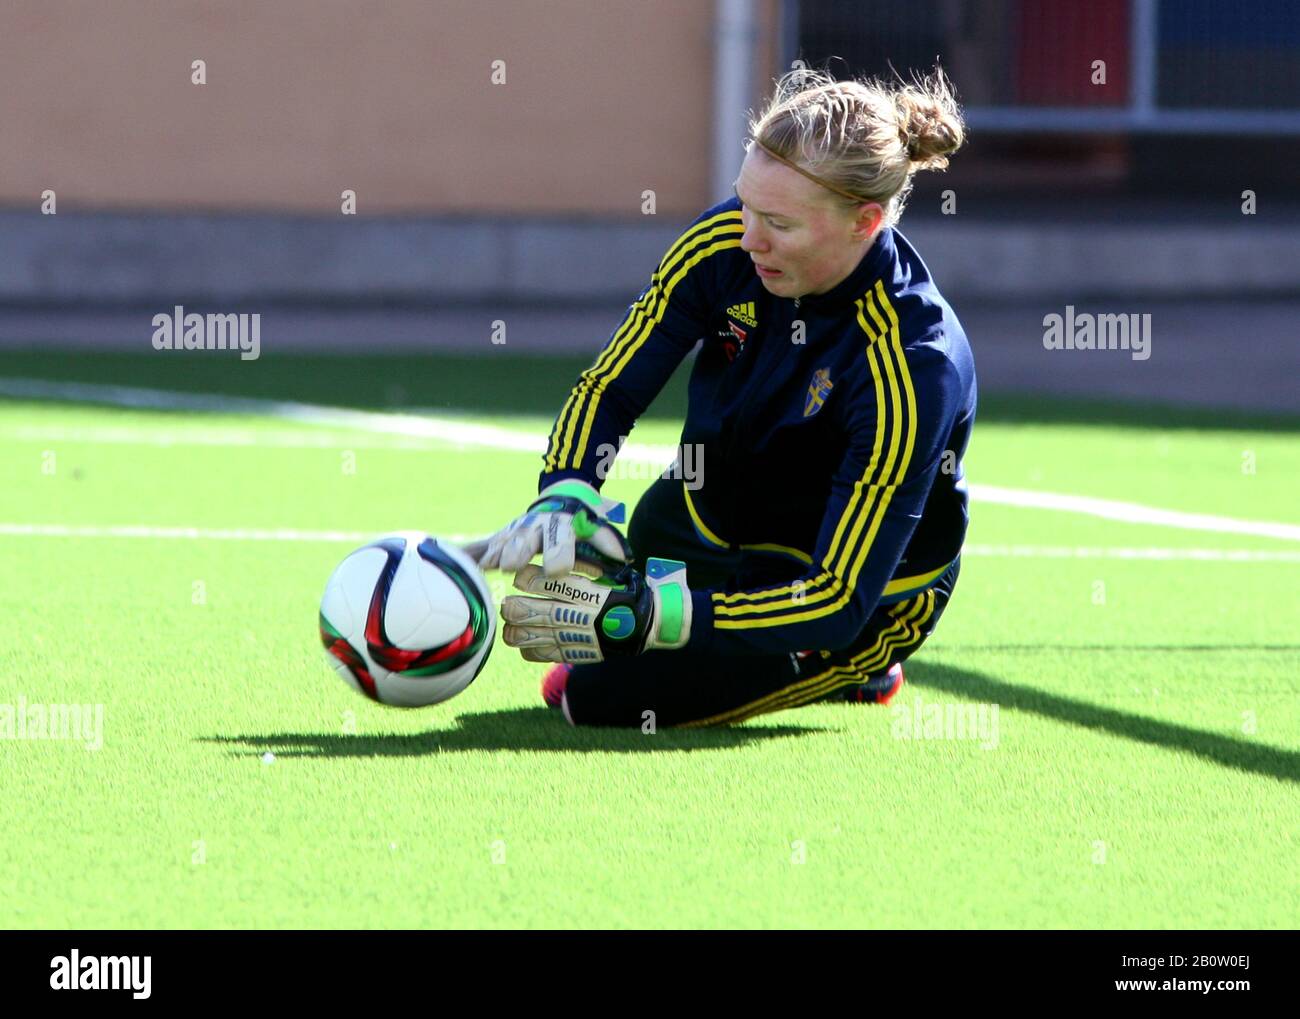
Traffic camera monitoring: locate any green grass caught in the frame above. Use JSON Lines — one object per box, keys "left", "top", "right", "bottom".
{"left": 0, "top": 355, "right": 1296, "bottom": 928}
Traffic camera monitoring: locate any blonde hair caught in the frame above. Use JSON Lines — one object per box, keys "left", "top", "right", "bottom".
{"left": 747, "top": 66, "right": 965, "bottom": 226}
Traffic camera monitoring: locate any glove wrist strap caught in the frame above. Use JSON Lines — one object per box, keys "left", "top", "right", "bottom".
{"left": 646, "top": 558, "right": 691, "bottom": 650}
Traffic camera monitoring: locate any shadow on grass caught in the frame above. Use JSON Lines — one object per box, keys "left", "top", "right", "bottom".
{"left": 203, "top": 706, "right": 820, "bottom": 758}
{"left": 907, "top": 662, "right": 1299, "bottom": 785}
{"left": 206, "top": 662, "right": 1297, "bottom": 783}
{"left": 939, "top": 644, "right": 1300, "bottom": 653}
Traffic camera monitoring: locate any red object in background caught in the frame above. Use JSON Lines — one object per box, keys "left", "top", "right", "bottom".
{"left": 1016, "top": 0, "right": 1131, "bottom": 106}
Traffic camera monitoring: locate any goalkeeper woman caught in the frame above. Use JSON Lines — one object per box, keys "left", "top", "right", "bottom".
{"left": 467, "top": 68, "right": 975, "bottom": 727}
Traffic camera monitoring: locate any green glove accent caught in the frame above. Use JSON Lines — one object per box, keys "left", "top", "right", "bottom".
{"left": 542, "top": 481, "right": 604, "bottom": 513}
{"left": 645, "top": 558, "right": 690, "bottom": 649}
{"left": 572, "top": 510, "right": 599, "bottom": 540}
{"left": 656, "top": 582, "right": 685, "bottom": 645}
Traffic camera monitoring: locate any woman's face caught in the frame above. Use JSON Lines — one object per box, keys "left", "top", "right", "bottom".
{"left": 733, "top": 146, "right": 883, "bottom": 299}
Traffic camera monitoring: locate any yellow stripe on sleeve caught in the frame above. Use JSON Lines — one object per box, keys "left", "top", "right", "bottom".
{"left": 544, "top": 211, "right": 743, "bottom": 473}
{"left": 569, "top": 234, "right": 741, "bottom": 467}
{"left": 703, "top": 293, "right": 890, "bottom": 616}
{"left": 711, "top": 285, "right": 917, "bottom": 631}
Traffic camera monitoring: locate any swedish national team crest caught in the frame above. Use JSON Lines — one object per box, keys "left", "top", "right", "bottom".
{"left": 804, "top": 367, "right": 834, "bottom": 418}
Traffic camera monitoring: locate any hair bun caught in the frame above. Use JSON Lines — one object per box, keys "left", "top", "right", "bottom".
{"left": 893, "top": 74, "right": 964, "bottom": 170}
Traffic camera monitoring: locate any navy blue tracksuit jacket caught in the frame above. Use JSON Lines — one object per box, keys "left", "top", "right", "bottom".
{"left": 540, "top": 196, "right": 977, "bottom": 658}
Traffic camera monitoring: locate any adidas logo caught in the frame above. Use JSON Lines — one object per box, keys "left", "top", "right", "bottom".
{"left": 726, "top": 301, "right": 757, "bottom": 328}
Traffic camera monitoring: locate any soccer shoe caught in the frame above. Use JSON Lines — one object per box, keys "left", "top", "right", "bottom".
{"left": 837, "top": 662, "right": 904, "bottom": 705}
{"left": 541, "top": 662, "right": 573, "bottom": 708}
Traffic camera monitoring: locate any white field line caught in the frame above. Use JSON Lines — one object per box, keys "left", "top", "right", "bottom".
{"left": 0, "top": 377, "right": 546, "bottom": 453}
{"left": 961, "top": 543, "right": 1300, "bottom": 563}
{"left": 6, "top": 424, "right": 453, "bottom": 450}
{"left": 1, "top": 524, "right": 1296, "bottom": 562}
{"left": 971, "top": 484, "right": 1300, "bottom": 542}
{"left": 0, "top": 524, "right": 397, "bottom": 543}
{"left": 2, "top": 376, "right": 1298, "bottom": 542}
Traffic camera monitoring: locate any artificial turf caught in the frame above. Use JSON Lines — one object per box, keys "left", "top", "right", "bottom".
{"left": 0, "top": 353, "right": 1295, "bottom": 928}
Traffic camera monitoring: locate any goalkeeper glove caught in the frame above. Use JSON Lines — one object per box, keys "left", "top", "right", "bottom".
{"left": 500, "top": 555, "right": 692, "bottom": 663}
{"left": 462, "top": 479, "right": 631, "bottom": 577}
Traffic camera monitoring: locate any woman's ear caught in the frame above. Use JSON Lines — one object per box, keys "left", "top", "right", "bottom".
{"left": 853, "top": 202, "right": 885, "bottom": 242}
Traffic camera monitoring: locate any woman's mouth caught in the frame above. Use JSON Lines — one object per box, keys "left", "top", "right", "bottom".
{"left": 755, "top": 264, "right": 783, "bottom": 278}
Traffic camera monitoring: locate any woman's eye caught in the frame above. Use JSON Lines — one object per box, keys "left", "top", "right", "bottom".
{"left": 769, "top": 222, "right": 789, "bottom": 232}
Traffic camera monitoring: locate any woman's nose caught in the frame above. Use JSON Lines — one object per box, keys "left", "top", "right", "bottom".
{"left": 740, "top": 223, "right": 767, "bottom": 254}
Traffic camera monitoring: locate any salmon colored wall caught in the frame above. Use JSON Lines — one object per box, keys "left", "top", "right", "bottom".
{"left": 0, "top": 0, "right": 783, "bottom": 216}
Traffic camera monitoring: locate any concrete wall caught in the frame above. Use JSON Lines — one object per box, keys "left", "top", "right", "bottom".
{"left": 3, "top": 207, "right": 1297, "bottom": 308}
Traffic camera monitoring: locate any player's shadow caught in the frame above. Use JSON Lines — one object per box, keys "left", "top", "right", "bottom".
{"left": 905, "top": 662, "right": 1299, "bottom": 784}
{"left": 203, "top": 708, "right": 820, "bottom": 758}
{"left": 205, "top": 662, "right": 1297, "bottom": 781}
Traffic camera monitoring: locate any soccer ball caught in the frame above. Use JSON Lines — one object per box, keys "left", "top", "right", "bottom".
{"left": 319, "top": 531, "right": 495, "bottom": 707}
